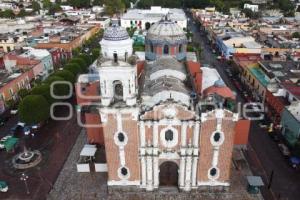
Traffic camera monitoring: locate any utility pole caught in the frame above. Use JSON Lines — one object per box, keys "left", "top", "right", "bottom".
{"left": 20, "top": 173, "right": 30, "bottom": 195}
{"left": 268, "top": 170, "right": 274, "bottom": 189}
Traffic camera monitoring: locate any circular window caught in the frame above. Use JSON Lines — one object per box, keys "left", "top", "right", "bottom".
{"left": 210, "top": 168, "right": 217, "bottom": 176}
{"left": 114, "top": 131, "right": 128, "bottom": 146}
{"left": 118, "top": 166, "right": 130, "bottom": 180}
{"left": 210, "top": 131, "right": 224, "bottom": 146}
{"left": 208, "top": 167, "right": 219, "bottom": 180}
{"left": 213, "top": 132, "right": 221, "bottom": 142}
{"left": 121, "top": 167, "right": 128, "bottom": 176}
{"left": 118, "top": 132, "right": 125, "bottom": 142}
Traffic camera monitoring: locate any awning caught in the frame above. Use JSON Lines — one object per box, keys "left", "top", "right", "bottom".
{"left": 0, "top": 137, "right": 18, "bottom": 151}
{"left": 0, "top": 181, "right": 7, "bottom": 189}
{"left": 80, "top": 144, "right": 97, "bottom": 157}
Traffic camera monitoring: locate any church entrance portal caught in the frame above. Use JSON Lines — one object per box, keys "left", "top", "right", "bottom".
{"left": 159, "top": 161, "right": 179, "bottom": 187}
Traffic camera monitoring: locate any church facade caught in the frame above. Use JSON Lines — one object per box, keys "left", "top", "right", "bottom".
{"left": 76, "top": 17, "right": 242, "bottom": 192}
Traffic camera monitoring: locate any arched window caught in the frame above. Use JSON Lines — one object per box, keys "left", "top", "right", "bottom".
{"left": 179, "top": 44, "right": 183, "bottom": 53}
{"left": 145, "top": 22, "right": 151, "bottom": 30}
{"left": 165, "top": 130, "right": 173, "bottom": 141}
{"left": 163, "top": 45, "right": 169, "bottom": 55}
{"left": 113, "top": 80, "right": 123, "bottom": 101}
{"left": 150, "top": 43, "right": 154, "bottom": 53}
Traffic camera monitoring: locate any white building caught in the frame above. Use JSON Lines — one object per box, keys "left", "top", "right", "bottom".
{"left": 121, "top": 6, "right": 187, "bottom": 30}
{"left": 87, "top": 17, "right": 110, "bottom": 28}
{"left": 244, "top": 4, "right": 259, "bottom": 12}
{"left": 20, "top": 48, "right": 53, "bottom": 78}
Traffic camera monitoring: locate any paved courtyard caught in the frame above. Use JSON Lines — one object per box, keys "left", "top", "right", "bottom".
{"left": 0, "top": 106, "right": 81, "bottom": 200}
{"left": 48, "top": 130, "right": 264, "bottom": 200}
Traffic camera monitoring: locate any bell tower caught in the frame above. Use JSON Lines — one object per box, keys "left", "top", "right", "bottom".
{"left": 97, "top": 56, "right": 137, "bottom": 107}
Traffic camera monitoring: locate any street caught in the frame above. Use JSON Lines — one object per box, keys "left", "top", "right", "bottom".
{"left": 187, "top": 12, "right": 300, "bottom": 200}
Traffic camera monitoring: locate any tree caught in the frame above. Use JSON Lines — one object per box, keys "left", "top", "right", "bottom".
{"left": 64, "top": 63, "right": 82, "bottom": 75}
{"left": 292, "top": 32, "right": 300, "bottom": 39}
{"left": 18, "top": 95, "right": 50, "bottom": 124}
{"left": 42, "top": 0, "right": 52, "bottom": 9}
{"left": 242, "top": 8, "right": 261, "bottom": 19}
{"left": 92, "top": 48, "right": 100, "bottom": 60}
{"left": 31, "top": 83, "right": 54, "bottom": 103}
{"left": 0, "top": 10, "right": 15, "bottom": 19}
{"left": 48, "top": 3, "right": 62, "bottom": 15}
{"left": 72, "top": 47, "right": 81, "bottom": 57}
{"left": 32, "top": 1, "right": 41, "bottom": 12}
{"left": 78, "top": 54, "right": 92, "bottom": 66}
{"left": 68, "top": 0, "right": 91, "bottom": 8}
{"left": 17, "top": 9, "right": 30, "bottom": 17}
{"left": 104, "top": 0, "right": 125, "bottom": 16}
{"left": 70, "top": 58, "right": 87, "bottom": 72}
{"left": 18, "top": 88, "right": 30, "bottom": 99}
{"left": 52, "top": 70, "right": 76, "bottom": 84}
{"left": 45, "top": 76, "right": 71, "bottom": 97}
{"left": 93, "top": 0, "right": 104, "bottom": 6}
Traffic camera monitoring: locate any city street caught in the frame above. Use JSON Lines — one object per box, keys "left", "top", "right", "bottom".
{"left": 187, "top": 12, "right": 300, "bottom": 200}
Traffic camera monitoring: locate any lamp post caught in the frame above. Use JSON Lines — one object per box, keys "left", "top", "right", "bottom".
{"left": 20, "top": 173, "right": 30, "bottom": 194}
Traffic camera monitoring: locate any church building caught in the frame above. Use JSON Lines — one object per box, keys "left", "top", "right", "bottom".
{"left": 76, "top": 17, "right": 248, "bottom": 192}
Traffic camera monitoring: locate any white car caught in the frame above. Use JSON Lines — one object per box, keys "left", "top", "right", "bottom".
{"left": 278, "top": 143, "right": 290, "bottom": 157}
{"left": 10, "top": 109, "right": 18, "bottom": 115}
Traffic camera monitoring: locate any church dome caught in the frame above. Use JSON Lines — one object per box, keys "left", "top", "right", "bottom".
{"left": 100, "top": 24, "right": 133, "bottom": 61}
{"left": 146, "top": 17, "right": 187, "bottom": 44}
{"left": 103, "top": 24, "right": 130, "bottom": 41}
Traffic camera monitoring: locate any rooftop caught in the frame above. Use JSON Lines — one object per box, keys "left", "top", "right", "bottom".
{"left": 0, "top": 71, "right": 22, "bottom": 87}
{"left": 259, "top": 61, "right": 300, "bottom": 99}
{"left": 122, "top": 7, "right": 186, "bottom": 21}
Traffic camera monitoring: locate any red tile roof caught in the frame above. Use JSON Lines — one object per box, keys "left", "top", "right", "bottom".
{"left": 186, "top": 61, "right": 202, "bottom": 94}
{"left": 203, "top": 85, "right": 236, "bottom": 100}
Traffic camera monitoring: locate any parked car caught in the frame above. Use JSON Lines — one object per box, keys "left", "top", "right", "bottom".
{"left": 278, "top": 143, "right": 291, "bottom": 157}
{"left": 10, "top": 109, "right": 18, "bottom": 115}
{"left": 23, "top": 126, "right": 31, "bottom": 135}
{"left": 10, "top": 125, "right": 22, "bottom": 134}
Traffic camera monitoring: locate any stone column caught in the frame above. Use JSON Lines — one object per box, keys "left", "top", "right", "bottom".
{"left": 191, "top": 156, "right": 198, "bottom": 187}
{"left": 181, "top": 122, "right": 187, "bottom": 147}
{"left": 153, "top": 122, "right": 158, "bottom": 147}
{"left": 146, "top": 155, "right": 153, "bottom": 191}
{"left": 179, "top": 154, "right": 186, "bottom": 188}
{"left": 184, "top": 154, "right": 192, "bottom": 191}
{"left": 153, "top": 155, "right": 159, "bottom": 188}
{"left": 193, "top": 122, "right": 200, "bottom": 147}
{"left": 141, "top": 155, "right": 146, "bottom": 187}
